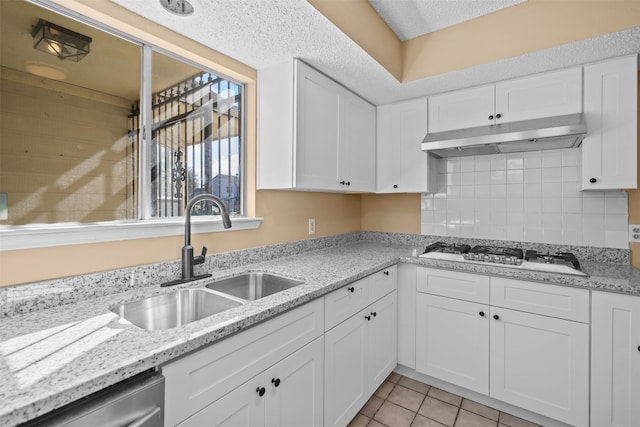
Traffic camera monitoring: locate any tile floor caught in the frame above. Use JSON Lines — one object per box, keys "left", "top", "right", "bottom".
{"left": 349, "top": 373, "right": 542, "bottom": 427}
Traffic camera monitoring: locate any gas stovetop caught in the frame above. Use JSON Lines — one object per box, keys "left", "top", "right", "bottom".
{"left": 420, "top": 242, "right": 587, "bottom": 277}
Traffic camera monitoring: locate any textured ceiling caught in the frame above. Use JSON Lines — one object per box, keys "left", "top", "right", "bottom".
{"left": 111, "top": 0, "right": 640, "bottom": 106}
{"left": 368, "top": 0, "right": 527, "bottom": 41}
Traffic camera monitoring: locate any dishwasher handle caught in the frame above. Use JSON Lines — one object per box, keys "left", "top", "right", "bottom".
{"left": 126, "top": 407, "right": 162, "bottom": 427}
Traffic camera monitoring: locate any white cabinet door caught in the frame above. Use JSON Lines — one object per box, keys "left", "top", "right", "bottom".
{"left": 265, "top": 337, "right": 324, "bottom": 427}
{"left": 295, "top": 61, "right": 341, "bottom": 190}
{"left": 397, "top": 264, "right": 417, "bottom": 369}
{"left": 367, "top": 291, "right": 397, "bottom": 392}
{"left": 428, "top": 85, "right": 495, "bottom": 133}
{"left": 341, "top": 91, "right": 376, "bottom": 192}
{"left": 324, "top": 310, "right": 368, "bottom": 427}
{"left": 489, "top": 307, "right": 589, "bottom": 427}
{"left": 591, "top": 291, "right": 640, "bottom": 427}
{"left": 377, "top": 98, "right": 436, "bottom": 193}
{"left": 415, "top": 293, "right": 490, "bottom": 394}
{"left": 581, "top": 55, "right": 638, "bottom": 190}
{"left": 178, "top": 375, "right": 266, "bottom": 427}
{"left": 428, "top": 67, "right": 582, "bottom": 133}
{"left": 495, "top": 67, "right": 582, "bottom": 124}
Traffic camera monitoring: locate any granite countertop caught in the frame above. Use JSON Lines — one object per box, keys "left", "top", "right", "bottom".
{"left": 1, "top": 239, "right": 639, "bottom": 426}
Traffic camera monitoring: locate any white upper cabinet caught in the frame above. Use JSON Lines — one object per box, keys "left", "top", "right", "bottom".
{"left": 295, "top": 62, "right": 342, "bottom": 190}
{"left": 258, "top": 59, "right": 375, "bottom": 192}
{"left": 428, "top": 85, "right": 495, "bottom": 133}
{"left": 376, "top": 98, "right": 438, "bottom": 193}
{"left": 428, "top": 67, "right": 582, "bottom": 133}
{"left": 581, "top": 55, "right": 638, "bottom": 190}
{"left": 340, "top": 90, "right": 376, "bottom": 192}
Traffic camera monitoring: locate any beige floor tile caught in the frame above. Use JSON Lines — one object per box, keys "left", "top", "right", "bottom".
{"left": 387, "top": 384, "right": 426, "bottom": 412}
{"left": 387, "top": 372, "right": 402, "bottom": 384}
{"left": 360, "top": 395, "right": 384, "bottom": 418}
{"left": 398, "top": 376, "right": 431, "bottom": 394}
{"left": 374, "top": 401, "right": 417, "bottom": 427}
{"left": 411, "top": 414, "right": 448, "bottom": 427}
{"left": 374, "top": 381, "right": 395, "bottom": 399}
{"left": 418, "top": 396, "right": 459, "bottom": 427}
{"left": 498, "top": 413, "right": 541, "bottom": 427}
{"left": 461, "top": 399, "right": 499, "bottom": 421}
{"left": 454, "top": 409, "right": 498, "bottom": 427}
{"left": 428, "top": 387, "right": 463, "bottom": 407}
{"left": 348, "top": 413, "right": 371, "bottom": 427}
{"left": 368, "top": 420, "right": 387, "bottom": 427}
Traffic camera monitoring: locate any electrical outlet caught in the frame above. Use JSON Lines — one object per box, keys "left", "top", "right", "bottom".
{"left": 630, "top": 224, "right": 640, "bottom": 242}
{"left": 308, "top": 218, "right": 316, "bottom": 235}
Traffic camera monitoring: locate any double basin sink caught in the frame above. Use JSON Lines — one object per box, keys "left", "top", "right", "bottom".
{"left": 111, "top": 272, "right": 303, "bottom": 330}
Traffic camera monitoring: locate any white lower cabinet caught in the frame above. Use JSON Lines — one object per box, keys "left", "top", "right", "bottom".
{"left": 591, "top": 291, "right": 640, "bottom": 427}
{"left": 415, "top": 293, "right": 489, "bottom": 394}
{"left": 177, "top": 374, "right": 265, "bottom": 427}
{"left": 415, "top": 268, "right": 589, "bottom": 426}
{"left": 162, "top": 299, "right": 324, "bottom": 426}
{"left": 179, "top": 337, "right": 323, "bottom": 427}
{"left": 325, "top": 291, "right": 398, "bottom": 427}
{"left": 489, "top": 307, "right": 589, "bottom": 427}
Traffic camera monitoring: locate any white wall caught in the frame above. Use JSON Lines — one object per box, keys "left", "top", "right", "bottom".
{"left": 421, "top": 148, "right": 629, "bottom": 248}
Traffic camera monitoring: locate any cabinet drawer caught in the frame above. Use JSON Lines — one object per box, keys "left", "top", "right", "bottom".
{"left": 369, "top": 265, "right": 397, "bottom": 303}
{"left": 325, "top": 278, "right": 369, "bottom": 331}
{"left": 417, "top": 267, "right": 490, "bottom": 304}
{"left": 162, "top": 298, "right": 324, "bottom": 426}
{"left": 490, "top": 277, "right": 589, "bottom": 323}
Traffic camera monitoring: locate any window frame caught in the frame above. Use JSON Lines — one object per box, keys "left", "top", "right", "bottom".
{"left": 0, "top": 0, "right": 260, "bottom": 252}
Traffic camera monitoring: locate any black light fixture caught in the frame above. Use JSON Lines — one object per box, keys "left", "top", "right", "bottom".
{"left": 31, "top": 19, "right": 92, "bottom": 62}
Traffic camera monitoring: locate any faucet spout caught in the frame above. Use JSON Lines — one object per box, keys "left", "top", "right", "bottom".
{"left": 162, "top": 193, "right": 232, "bottom": 287}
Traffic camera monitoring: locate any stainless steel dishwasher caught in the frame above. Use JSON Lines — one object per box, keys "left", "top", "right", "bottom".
{"left": 25, "top": 370, "right": 164, "bottom": 427}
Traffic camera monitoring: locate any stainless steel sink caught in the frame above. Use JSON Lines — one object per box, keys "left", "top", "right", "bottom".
{"left": 206, "top": 272, "right": 304, "bottom": 301}
{"left": 111, "top": 289, "right": 243, "bottom": 330}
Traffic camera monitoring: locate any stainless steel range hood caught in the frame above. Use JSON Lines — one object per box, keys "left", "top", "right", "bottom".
{"left": 421, "top": 113, "right": 586, "bottom": 158}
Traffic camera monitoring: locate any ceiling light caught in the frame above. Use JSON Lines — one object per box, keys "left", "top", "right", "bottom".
{"left": 31, "top": 20, "right": 92, "bottom": 62}
{"left": 160, "top": 0, "right": 194, "bottom": 16}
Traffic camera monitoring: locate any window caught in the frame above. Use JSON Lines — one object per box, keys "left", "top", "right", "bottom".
{"left": 0, "top": 0, "right": 255, "bottom": 250}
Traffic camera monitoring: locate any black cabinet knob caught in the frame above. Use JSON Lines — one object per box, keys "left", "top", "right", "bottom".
{"left": 271, "top": 378, "right": 280, "bottom": 387}
{"left": 493, "top": 314, "right": 500, "bottom": 320}
{"left": 479, "top": 311, "right": 485, "bottom": 317}
{"left": 339, "top": 180, "right": 345, "bottom": 185}
{"left": 393, "top": 184, "right": 398, "bottom": 188}
{"left": 488, "top": 115, "right": 494, "bottom": 120}
{"left": 347, "top": 286, "right": 355, "bottom": 293}
{"left": 371, "top": 312, "right": 377, "bottom": 317}
{"left": 365, "top": 315, "right": 371, "bottom": 321}
{"left": 346, "top": 181, "right": 351, "bottom": 186}
{"left": 496, "top": 113, "right": 502, "bottom": 119}
{"left": 637, "top": 345, "right": 640, "bottom": 352}
{"left": 589, "top": 178, "right": 597, "bottom": 183}
{"left": 256, "top": 387, "right": 265, "bottom": 396}
{"left": 383, "top": 271, "right": 389, "bottom": 276}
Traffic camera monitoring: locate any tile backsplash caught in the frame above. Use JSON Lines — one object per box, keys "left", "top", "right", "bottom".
{"left": 421, "top": 148, "right": 629, "bottom": 249}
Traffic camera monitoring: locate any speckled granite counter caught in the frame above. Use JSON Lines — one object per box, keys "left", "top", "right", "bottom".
{"left": 1, "top": 234, "right": 639, "bottom": 426}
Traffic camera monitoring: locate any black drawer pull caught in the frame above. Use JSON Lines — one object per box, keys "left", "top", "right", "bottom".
{"left": 256, "top": 387, "right": 265, "bottom": 396}
{"left": 271, "top": 378, "right": 280, "bottom": 387}
{"left": 347, "top": 286, "right": 355, "bottom": 293}
{"left": 493, "top": 314, "right": 500, "bottom": 320}
{"left": 479, "top": 311, "right": 485, "bottom": 317}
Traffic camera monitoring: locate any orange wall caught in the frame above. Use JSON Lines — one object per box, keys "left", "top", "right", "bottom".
{"left": 361, "top": 193, "right": 421, "bottom": 234}
{"left": 309, "top": 0, "right": 640, "bottom": 83}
